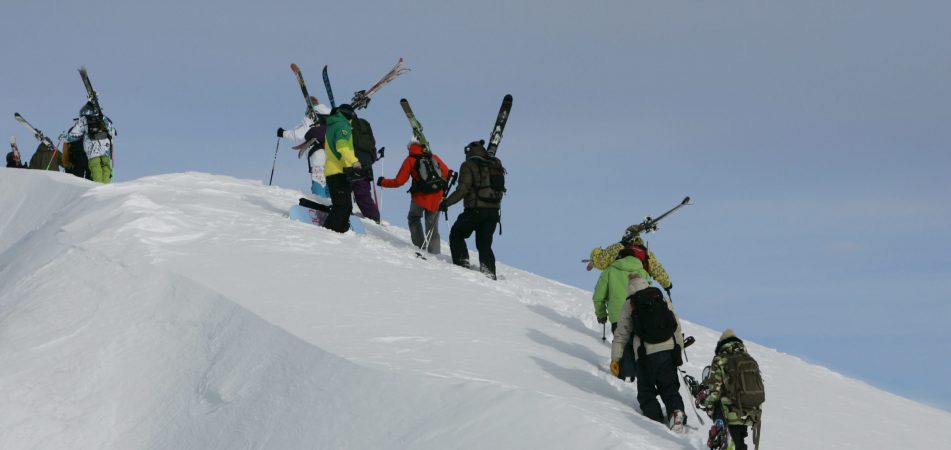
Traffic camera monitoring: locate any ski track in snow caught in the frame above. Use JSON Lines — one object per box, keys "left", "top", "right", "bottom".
{"left": 1, "top": 169, "right": 950, "bottom": 449}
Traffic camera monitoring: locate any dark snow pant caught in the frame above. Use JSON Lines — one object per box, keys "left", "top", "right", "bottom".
{"left": 323, "top": 174, "right": 352, "bottom": 233}
{"left": 635, "top": 349, "right": 685, "bottom": 424}
{"left": 729, "top": 426, "right": 749, "bottom": 450}
{"left": 611, "top": 323, "right": 637, "bottom": 382}
{"left": 408, "top": 201, "right": 440, "bottom": 254}
{"left": 351, "top": 177, "right": 380, "bottom": 223}
{"left": 449, "top": 208, "right": 499, "bottom": 277}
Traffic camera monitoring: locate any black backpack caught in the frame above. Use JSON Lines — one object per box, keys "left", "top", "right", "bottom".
{"left": 410, "top": 154, "right": 446, "bottom": 193}
{"left": 85, "top": 115, "right": 110, "bottom": 141}
{"left": 351, "top": 118, "right": 378, "bottom": 164}
{"left": 630, "top": 287, "right": 677, "bottom": 344}
{"left": 475, "top": 157, "right": 506, "bottom": 204}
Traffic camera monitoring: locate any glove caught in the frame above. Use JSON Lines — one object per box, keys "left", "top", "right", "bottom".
{"left": 610, "top": 360, "right": 620, "bottom": 377}
{"left": 438, "top": 201, "right": 448, "bottom": 212}
{"left": 352, "top": 161, "right": 362, "bottom": 170}
{"left": 376, "top": 176, "right": 384, "bottom": 186}
{"left": 597, "top": 316, "right": 607, "bottom": 324}
{"left": 277, "top": 127, "right": 285, "bottom": 138}
{"left": 378, "top": 146, "right": 385, "bottom": 159}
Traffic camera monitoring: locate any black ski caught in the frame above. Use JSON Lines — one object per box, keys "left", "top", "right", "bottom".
{"left": 322, "top": 65, "right": 336, "bottom": 108}
{"left": 352, "top": 58, "right": 410, "bottom": 110}
{"left": 625, "top": 196, "right": 691, "bottom": 237}
{"left": 290, "top": 63, "right": 319, "bottom": 123}
{"left": 78, "top": 66, "right": 105, "bottom": 119}
{"left": 485, "top": 94, "right": 513, "bottom": 157}
{"left": 399, "top": 98, "right": 432, "bottom": 154}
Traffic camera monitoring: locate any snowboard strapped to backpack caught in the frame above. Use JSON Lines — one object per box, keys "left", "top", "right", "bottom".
{"left": 410, "top": 154, "right": 446, "bottom": 193}
{"left": 629, "top": 286, "right": 676, "bottom": 345}
{"left": 474, "top": 156, "right": 506, "bottom": 204}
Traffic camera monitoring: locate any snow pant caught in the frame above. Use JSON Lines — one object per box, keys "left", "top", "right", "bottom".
{"left": 635, "top": 349, "right": 685, "bottom": 424}
{"left": 311, "top": 180, "right": 329, "bottom": 198}
{"left": 323, "top": 173, "right": 352, "bottom": 233}
{"left": 729, "top": 426, "right": 749, "bottom": 450}
{"left": 611, "top": 322, "right": 637, "bottom": 382}
{"left": 449, "top": 208, "right": 500, "bottom": 278}
{"left": 408, "top": 201, "right": 440, "bottom": 254}
{"left": 88, "top": 155, "right": 112, "bottom": 184}
{"left": 351, "top": 177, "right": 380, "bottom": 223}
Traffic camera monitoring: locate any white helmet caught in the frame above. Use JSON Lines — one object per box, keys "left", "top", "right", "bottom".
{"left": 313, "top": 104, "right": 331, "bottom": 116}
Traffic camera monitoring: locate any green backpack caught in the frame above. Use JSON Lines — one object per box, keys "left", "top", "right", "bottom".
{"left": 724, "top": 351, "right": 765, "bottom": 415}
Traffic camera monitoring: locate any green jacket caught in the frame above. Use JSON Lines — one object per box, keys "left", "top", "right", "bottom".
{"left": 703, "top": 339, "right": 759, "bottom": 426}
{"left": 592, "top": 256, "right": 650, "bottom": 323}
{"left": 323, "top": 112, "right": 359, "bottom": 177}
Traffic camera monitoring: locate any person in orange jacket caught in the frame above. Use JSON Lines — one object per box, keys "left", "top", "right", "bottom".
{"left": 377, "top": 138, "right": 450, "bottom": 254}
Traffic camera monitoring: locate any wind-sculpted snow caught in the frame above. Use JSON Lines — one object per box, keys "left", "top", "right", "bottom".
{"left": 1, "top": 169, "right": 950, "bottom": 449}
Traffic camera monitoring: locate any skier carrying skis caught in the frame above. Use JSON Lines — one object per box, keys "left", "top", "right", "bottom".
{"left": 278, "top": 101, "right": 332, "bottom": 197}
{"left": 28, "top": 141, "right": 63, "bottom": 171}
{"left": 321, "top": 104, "right": 362, "bottom": 233}
{"left": 347, "top": 108, "right": 381, "bottom": 223}
{"left": 588, "top": 234, "right": 673, "bottom": 297}
{"left": 701, "top": 329, "right": 764, "bottom": 450}
{"left": 377, "top": 137, "right": 450, "bottom": 254}
{"left": 439, "top": 140, "right": 506, "bottom": 280}
{"left": 64, "top": 101, "right": 116, "bottom": 184}
{"left": 6, "top": 151, "right": 26, "bottom": 168}
{"left": 592, "top": 248, "right": 650, "bottom": 382}
{"left": 612, "top": 274, "right": 687, "bottom": 432}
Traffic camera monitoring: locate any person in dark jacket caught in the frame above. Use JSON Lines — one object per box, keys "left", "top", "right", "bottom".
{"left": 6, "top": 151, "right": 27, "bottom": 168}
{"left": 346, "top": 108, "right": 381, "bottom": 223}
{"left": 28, "top": 141, "right": 63, "bottom": 171}
{"left": 439, "top": 140, "right": 504, "bottom": 280}
{"left": 377, "top": 138, "right": 450, "bottom": 254}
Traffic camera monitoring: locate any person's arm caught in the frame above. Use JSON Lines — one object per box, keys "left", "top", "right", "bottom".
{"left": 648, "top": 251, "right": 672, "bottom": 289}
{"left": 379, "top": 157, "right": 414, "bottom": 188}
{"left": 611, "top": 301, "right": 634, "bottom": 362}
{"left": 592, "top": 270, "right": 610, "bottom": 321}
{"left": 281, "top": 116, "right": 314, "bottom": 142}
{"left": 442, "top": 162, "right": 471, "bottom": 207}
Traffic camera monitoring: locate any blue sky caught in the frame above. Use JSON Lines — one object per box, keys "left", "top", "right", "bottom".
{"left": 3, "top": 0, "right": 949, "bottom": 411}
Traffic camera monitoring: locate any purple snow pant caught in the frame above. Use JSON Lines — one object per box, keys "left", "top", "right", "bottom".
{"left": 351, "top": 178, "right": 380, "bottom": 223}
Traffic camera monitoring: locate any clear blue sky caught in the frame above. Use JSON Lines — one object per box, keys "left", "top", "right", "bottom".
{"left": 3, "top": 0, "right": 949, "bottom": 411}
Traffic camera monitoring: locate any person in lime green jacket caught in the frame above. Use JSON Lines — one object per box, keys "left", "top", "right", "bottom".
{"left": 593, "top": 252, "right": 650, "bottom": 381}
{"left": 322, "top": 104, "right": 362, "bottom": 233}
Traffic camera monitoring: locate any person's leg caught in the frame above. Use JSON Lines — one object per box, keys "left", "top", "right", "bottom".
{"left": 425, "top": 208, "right": 441, "bottom": 254}
{"left": 449, "top": 210, "right": 477, "bottom": 267}
{"left": 88, "top": 155, "right": 104, "bottom": 183}
{"left": 323, "top": 174, "right": 352, "bottom": 233}
{"left": 351, "top": 178, "right": 380, "bottom": 222}
{"left": 408, "top": 201, "right": 425, "bottom": 248}
{"left": 728, "top": 425, "right": 749, "bottom": 450}
{"left": 635, "top": 353, "right": 665, "bottom": 423}
{"left": 474, "top": 209, "right": 500, "bottom": 278}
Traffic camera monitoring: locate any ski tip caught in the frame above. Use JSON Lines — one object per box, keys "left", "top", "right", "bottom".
{"left": 290, "top": 63, "right": 299, "bottom": 71}
{"left": 399, "top": 98, "right": 408, "bottom": 103}
{"left": 682, "top": 196, "right": 691, "bottom": 205}
{"left": 504, "top": 93, "right": 513, "bottom": 101}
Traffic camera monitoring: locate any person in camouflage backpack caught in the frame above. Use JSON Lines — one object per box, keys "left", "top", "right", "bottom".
{"left": 702, "top": 329, "right": 764, "bottom": 450}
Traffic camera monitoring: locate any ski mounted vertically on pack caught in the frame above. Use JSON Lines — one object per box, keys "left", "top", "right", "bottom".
{"left": 322, "top": 65, "right": 336, "bottom": 109}
{"left": 290, "top": 63, "right": 319, "bottom": 123}
{"left": 352, "top": 58, "right": 410, "bottom": 110}
{"left": 78, "top": 66, "right": 104, "bottom": 120}
{"left": 399, "top": 98, "right": 432, "bottom": 154}
{"left": 486, "top": 94, "right": 513, "bottom": 157}
{"left": 14, "top": 113, "right": 56, "bottom": 148}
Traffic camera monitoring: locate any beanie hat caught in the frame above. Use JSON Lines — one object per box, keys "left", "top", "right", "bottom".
{"left": 627, "top": 273, "right": 649, "bottom": 295}
{"left": 718, "top": 328, "right": 736, "bottom": 343}
{"left": 337, "top": 103, "right": 356, "bottom": 120}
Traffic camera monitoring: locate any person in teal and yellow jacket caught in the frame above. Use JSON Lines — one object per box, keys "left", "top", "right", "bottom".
{"left": 592, "top": 250, "right": 650, "bottom": 381}
{"left": 322, "top": 104, "right": 362, "bottom": 233}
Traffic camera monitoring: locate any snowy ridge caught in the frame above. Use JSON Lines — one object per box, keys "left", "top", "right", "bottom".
{"left": 1, "top": 169, "right": 950, "bottom": 449}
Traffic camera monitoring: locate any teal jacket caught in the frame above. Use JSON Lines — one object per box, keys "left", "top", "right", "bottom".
{"left": 323, "top": 112, "right": 358, "bottom": 177}
{"left": 592, "top": 256, "right": 650, "bottom": 323}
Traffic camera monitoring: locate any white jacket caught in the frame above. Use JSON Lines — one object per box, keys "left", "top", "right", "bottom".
{"left": 66, "top": 115, "right": 116, "bottom": 159}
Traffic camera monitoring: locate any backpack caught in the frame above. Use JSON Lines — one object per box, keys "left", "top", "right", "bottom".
{"left": 475, "top": 157, "right": 506, "bottom": 204}
{"left": 351, "top": 118, "right": 378, "bottom": 163}
{"left": 85, "top": 115, "right": 110, "bottom": 141}
{"left": 410, "top": 154, "right": 446, "bottom": 193}
{"left": 723, "top": 351, "right": 766, "bottom": 415}
{"left": 630, "top": 287, "right": 677, "bottom": 344}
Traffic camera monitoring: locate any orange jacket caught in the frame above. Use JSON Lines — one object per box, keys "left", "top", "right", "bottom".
{"left": 380, "top": 143, "right": 450, "bottom": 212}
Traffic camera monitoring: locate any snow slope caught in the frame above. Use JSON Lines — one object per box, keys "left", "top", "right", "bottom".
{"left": 1, "top": 169, "right": 949, "bottom": 449}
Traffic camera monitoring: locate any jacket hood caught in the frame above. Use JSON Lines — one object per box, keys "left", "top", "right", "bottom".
{"left": 408, "top": 143, "right": 427, "bottom": 156}
{"left": 325, "top": 112, "right": 349, "bottom": 129}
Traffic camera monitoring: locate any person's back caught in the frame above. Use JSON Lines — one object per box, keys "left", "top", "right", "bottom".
{"left": 702, "top": 329, "right": 764, "bottom": 450}
{"left": 28, "top": 142, "right": 62, "bottom": 171}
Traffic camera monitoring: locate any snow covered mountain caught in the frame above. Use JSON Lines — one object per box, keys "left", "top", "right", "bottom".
{"left": 1, "top": 169, "right": 949, "bottom": 449}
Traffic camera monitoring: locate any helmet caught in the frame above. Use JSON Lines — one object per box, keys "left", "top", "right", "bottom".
{"left": 79, "top": 102, "right": 97, "bottom": 117}
{"left": 337, "top": 103, "right": 356, "bottom": 120}
{"left": 312, "top": 104, "right": 331, "bottom": 116}
{"left": 464, "top": 139, "right": 485, "bottom": 154}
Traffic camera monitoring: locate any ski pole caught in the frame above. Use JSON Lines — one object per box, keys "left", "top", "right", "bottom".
{"left": 601, "top": 323, "right": 606, "bottom": 342}
{"left": 268, "top": 137, "right": 281, "bottom": 186}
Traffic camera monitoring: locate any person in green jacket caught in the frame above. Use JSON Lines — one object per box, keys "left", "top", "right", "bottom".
{"left": 592, "top": 251, "right": 650, "bottom": 381}
{"left": 322, "top": 104, "right": 362, "bottom": 233}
